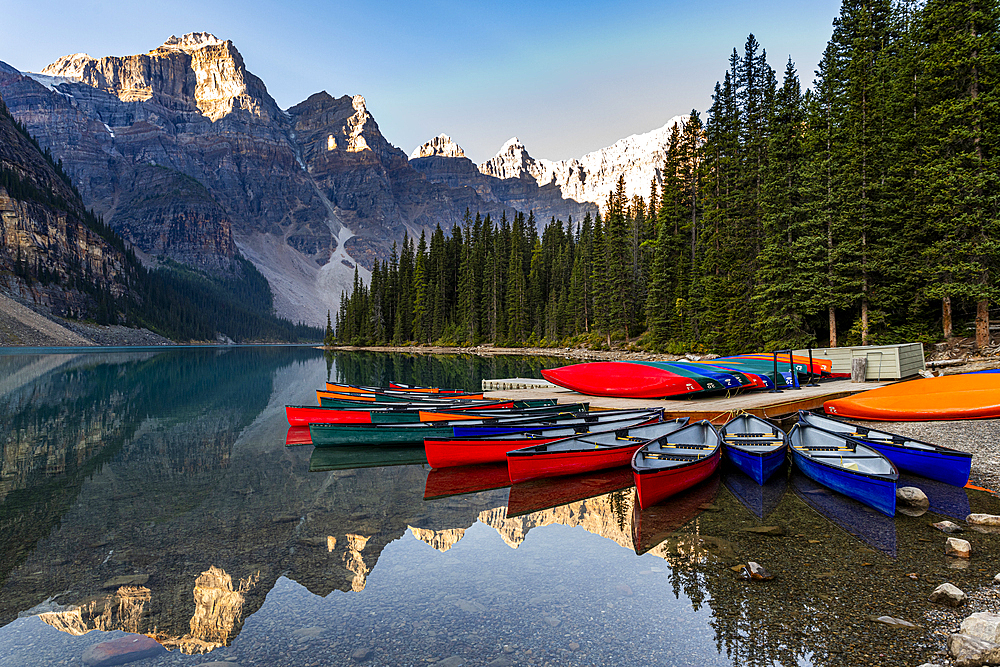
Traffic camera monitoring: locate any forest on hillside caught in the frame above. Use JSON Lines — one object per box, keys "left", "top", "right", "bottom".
{"left": 332, "top": 0, "right": 999, "bottom": 355}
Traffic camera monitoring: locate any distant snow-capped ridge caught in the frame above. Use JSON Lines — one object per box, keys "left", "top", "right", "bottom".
{"left": 410, "top": 134, "right": 466, "bottom": 159}
{"left": 479, "top": 115, "right": 689, "bottom": 207}
{"left": 161, "top": 32, "right": 227, "bottom": 50}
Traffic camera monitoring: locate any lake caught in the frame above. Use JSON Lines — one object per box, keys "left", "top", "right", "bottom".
{"left": 1, "top": 346, "right": 997, "bottom": 667}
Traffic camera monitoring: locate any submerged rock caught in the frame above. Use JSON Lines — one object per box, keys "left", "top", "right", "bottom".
{"left": 873, "top": 615, "right": 918, "bottom": 629}
{"left": 741, "top": 525, "right": 785, "bottom": 536}
{"left": 82, "top": 635, "right": 165, "bottom": 667}
{"left": 947, "top": 537, "right": 973, "bottom": 559}
{"left": 933, "top": 520, "right": 964, "bottom": 534}
{"left": 929, "top": 583, "right": 967, "bottom": 607}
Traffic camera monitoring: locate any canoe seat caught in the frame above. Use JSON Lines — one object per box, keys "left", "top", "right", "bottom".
{"left": 644, "top": 452, "right": 700, "bottom": 461}
{"left": 729, "top": 432, "right": 780, "bottom": 438}
{"left": 659, "top": 442, "right": 714, "bottom": 449}
{"left": 794, "top": 445, "right": 854, "bottom": 452}
{"left": 725, "top": 437, "right": 783, "bottom": 443}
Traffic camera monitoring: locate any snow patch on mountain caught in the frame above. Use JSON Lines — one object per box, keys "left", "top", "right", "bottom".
{"left": 479, "top": 115, "right": 688, "bottom": 207}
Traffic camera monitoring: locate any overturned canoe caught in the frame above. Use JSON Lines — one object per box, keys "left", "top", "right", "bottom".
{"left": 798, "top": 411, "right": 971, "bottom": 487}
{"left": 788, "top": 422, "right": 897, "bottom": 517}
{"left": 824, "top": 373, "right": 1000, "bottom": 421}
{"left": 541, "top": 361, "right": 724, "bottom": 398}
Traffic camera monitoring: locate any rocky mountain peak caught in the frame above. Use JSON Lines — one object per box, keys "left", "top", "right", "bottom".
{"left": 39, "top": 53, "right": 95, "bottom": 79}
{"left": 409, "top": 134, "right": 466, "bottom": 159}
{"left": 480, "top": 137, "right": 534, "bottom": 180}
{"left": 160, "top": 32, "right": 226, "bottom": 51}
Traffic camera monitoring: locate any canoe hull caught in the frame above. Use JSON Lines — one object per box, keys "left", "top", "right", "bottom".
{"left": 633, "top": 450, "right": 721, "bottom": 509}
{"left": 862, "top": 441, "right": 971, "bottom": 487}
{"left": 723, "top": 445, "right": 788, "bottom": 486}
{"left": 541, "top": 362, "right": 711, "bottom": 398}
{"left": 824, "top": 373, "right": 1000, "bottom": 421}
{"left": 426, "top": 437, "right": 562, "bottom": 468}
{"left": 789, "top": 447, "right": 896, "bottom": 517}
{"left": 310, "top": 423, "right": 452, "bottom": 446}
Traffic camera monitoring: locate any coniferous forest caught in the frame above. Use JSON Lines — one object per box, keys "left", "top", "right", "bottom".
{"left": 332, "top": 0, "right": 1000, "bottom": 355}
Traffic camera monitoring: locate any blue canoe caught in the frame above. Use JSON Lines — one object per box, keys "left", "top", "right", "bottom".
{"left": 720, "top": 414, "right": 788, "bottom": 485}
{"left": 798, "top": 411, "right": 972, "bottom": 487}
{"left": 788, "top": 423, "right": 898, "bottom": 517}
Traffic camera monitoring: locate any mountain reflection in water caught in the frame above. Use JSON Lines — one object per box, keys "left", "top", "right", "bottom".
{"left": 2, "top": 348, "right": 1000, "bottom": 667}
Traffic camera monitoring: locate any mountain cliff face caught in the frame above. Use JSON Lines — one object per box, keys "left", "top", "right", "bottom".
{"left": 0, "top": 33, "right": 683, "bottom": 326}
{"left": 0, "top": 96, "right": 131, "bottom": 319}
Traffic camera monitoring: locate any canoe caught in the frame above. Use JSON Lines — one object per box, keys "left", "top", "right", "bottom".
{"left": 627, "top": 361, "right": 754, "bottom": 392}
{"left": 506, "top": 418, "right": 689, "bottom": 483}
{"left": 631, "top": 471, "right": 720, "bottom": 555}
{"left": 308, "top": 445, "right": 427, "bottom": 471}
{"left": 897, "top": 473, "right": 971, "bottom": 522}
{"left": 541, "top": 361, "right": 723, "bottom": 398}
{"left": 798, "top": 411, "right": 972, "bottom": 486}
{"left": 425, "top": 410, "right": 666, "bottom": 468}
{"left": 388, "top": 381, "right": 471, "bottom": 393}
{"left": 325, "top": 381, "right": 474, "bottom": 397}
{"left": 720, "top": 414, "right": 788, "bottom": 485}
{"left": 787, "top": 423, "right": 898, "bottom": 516}
{"left": 722, "top": 460, "right": 787, "bottom": 520}
{"left": 317, "top": 388, "right": 485, "bottom": 404}
{"left": 286, "top": 401, "right": 567, "bottom": 426}
{"left": 319, "top": 396, "right": 555, "bottom": 409}
{"left": 310, "top": 407, "right": 592, "bottom": 447}
{"left": 790, "top": 469, "right": 896, "bottom": 557}
{"left": 824, "top": 373, "right": 1000, "bottom": 421}
{"left": 506, "top": 467, "right": 635, "bottom": 518}
{"left": 423, "top": 463, "right": 513, "bottom": 500}
{"left": 631, "top": 421, "right": 723, "bottom": 509}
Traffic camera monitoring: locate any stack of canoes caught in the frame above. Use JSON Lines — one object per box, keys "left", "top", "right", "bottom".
{"left": 541, "top": 353, "right": 833, "bottom": 399}
{"left": 285, "top": 379, "right": 973, "bottom": 525}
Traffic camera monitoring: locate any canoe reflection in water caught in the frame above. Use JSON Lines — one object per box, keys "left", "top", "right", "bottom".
{"left": 896, "top": 473, "right": 971, "bottom": 521}
{"left": 790, "top": 469, "right": 897, "bottom": 557}
{"left": 722, "top": 459, "right": 788, "bottom": 520}
{"left": 505, "top": 467, "right": 635, "bottom": 518}
{"left": 423, "top": 463, "right": 513, "bottom": 500}
{"left": 308, "top": 445, "right": 427, "bottom": 472}
{"left": 631, "top": 471, "right": 721, "bottom": 556}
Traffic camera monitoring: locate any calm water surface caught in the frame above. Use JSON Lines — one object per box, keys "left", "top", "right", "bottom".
{"left": 2, "top": 347, "right": 1000, "bottom": 667}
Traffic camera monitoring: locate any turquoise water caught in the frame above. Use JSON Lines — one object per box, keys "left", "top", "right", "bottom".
{"left": 1, "top": 347, "right": 998, "bottom": 667}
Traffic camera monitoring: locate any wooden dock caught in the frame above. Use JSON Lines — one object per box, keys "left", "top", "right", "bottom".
{"left": 485, "top": 379, "right": 889, "bottom": 425}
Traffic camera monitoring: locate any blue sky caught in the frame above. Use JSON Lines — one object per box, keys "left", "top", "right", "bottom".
{"left": 2, "top": 0, "right": 843, "bottom": 162}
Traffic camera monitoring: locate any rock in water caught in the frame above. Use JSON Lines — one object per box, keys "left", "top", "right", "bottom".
{"left": 874, "top": 616, "right": 918, "bottom": 629}
{"left": 946, "top": 537, "right": 972, "bottom": 559}
{"left": 897, "top": 486, "right": 930, "bottom": 508}
{"left": 741, "top": 526, "right": 785, "bottom": 536}
{"left": 949, "top": 633, "right": 1000, "bottom": 666}
{"left": 933, "top": 520, "right": 964, "bottom": 534}
{"left": 967, "top": 514, "right": 1000, "bottom": 526}
{"left": 738, "top": 561, "right": 775, "bottom": 581}
{"left": 961, "top": 612, "right": 1000, "bottom": 643}
{"left": 82, "top": 635, "right": 165, "bottom": 666}
{"left": 929, "top": 583, "right": 967, "bottom": 607}
{"left": 350, "top": 647, "right": 372, "bottom": 662}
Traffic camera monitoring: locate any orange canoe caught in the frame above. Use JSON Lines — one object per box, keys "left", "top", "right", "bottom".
{"left": 824, "top": 373, "right": 1000, "bottom": 421}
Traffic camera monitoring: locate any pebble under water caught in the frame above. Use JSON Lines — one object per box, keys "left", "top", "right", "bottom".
{"left": 1, "top": 347, "right": 999, "bottom": 667}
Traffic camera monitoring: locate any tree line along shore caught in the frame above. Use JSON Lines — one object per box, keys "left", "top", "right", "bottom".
{"left": 332, "top": 0, "right": 1000, "bottom": 357}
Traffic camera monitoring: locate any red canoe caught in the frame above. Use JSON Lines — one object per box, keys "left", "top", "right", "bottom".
{"left": 424, "top": 410, "right": 664, "bottom": 468}
{"left": 631, "top": 421, "right": 722, "bottom": 509}
{"left": 541, "top": 362, "right": 711, "bottom": 398}
{"left": 286, "top": 402, "right": 517, "bottom": 425}
{"left": 631, "top": 471, "right": 720, "bottom": 555}
{"left": 285, "top": 426, "right": 313, "bottom": 446}
{"left": 506, "top": 419, "right": 689, "bottom": 483}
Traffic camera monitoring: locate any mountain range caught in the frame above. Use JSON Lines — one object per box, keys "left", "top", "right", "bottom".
{"left": 0, "top": 32, "right": 684, "bottom": 327}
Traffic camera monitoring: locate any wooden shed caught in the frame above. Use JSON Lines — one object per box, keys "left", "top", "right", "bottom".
{"left": 792, "top": 343, "right": 925, "bottom": 381}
